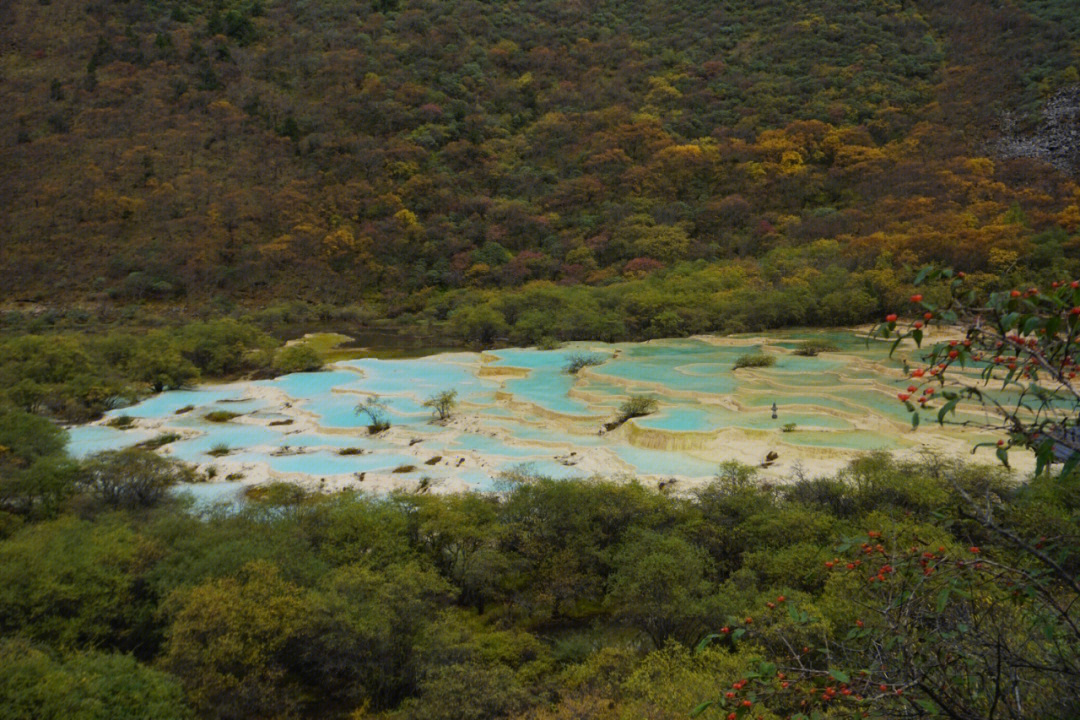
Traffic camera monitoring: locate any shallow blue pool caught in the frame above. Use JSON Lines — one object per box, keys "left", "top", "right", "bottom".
{"left": 68, "top": 329, "right": 960, "bottom": 489}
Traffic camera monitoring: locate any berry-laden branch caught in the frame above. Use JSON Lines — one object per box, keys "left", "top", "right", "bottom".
{"left": 694, "top": 528, "right": 1080, "bottom": 719}
{"left": 874, "top": 269, "right": 1080, "bottom": 476}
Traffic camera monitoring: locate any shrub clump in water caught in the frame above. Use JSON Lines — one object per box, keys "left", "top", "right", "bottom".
{"left": 356, "top": 396, "right": 391, "bottom": 434}
{"left": 138, "top": 432, "right": 182, "bottom": 450}
{"left": 564, "top": 352, "right": 604, "bottom": 375}
{"left": 793, "top": 340, "right": 838, "bottom": 357}
{"left": 605, "top": 395, "right": 660, "bottom": 430}
{"left": 204, "top": 410, "right": 241, "bottom": 423}
{"left": 206, "top": 443, "right": 231, "bottom": 457}
{"left": 733, "top": 352, "right": 775, "bottom": 370}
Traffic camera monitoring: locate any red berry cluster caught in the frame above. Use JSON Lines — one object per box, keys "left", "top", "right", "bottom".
{"left": 883, "top": 275, "right": 1080, "bottom": 454}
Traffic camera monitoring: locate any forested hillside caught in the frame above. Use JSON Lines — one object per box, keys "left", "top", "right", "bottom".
{"left": 2, "top": 0, "right": 1080, "bottom": 337}
{"left": 4, "top": 4, "right": 1080, "bottom": 717}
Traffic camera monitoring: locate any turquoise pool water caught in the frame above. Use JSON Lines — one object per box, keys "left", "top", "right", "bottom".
{"left": 228, "top": 450, "right": 421, "bottom": 476}
{"left": 634, "top": 405, "right": 853, "bottom": 432}
{"left": 489, "top": 347, "right": 603, "bottom": 416}
{"left": 342, "top": 356, "right": 487, "bottom": 399}
{"left": 611, "top": 446, "right": 720, "bottom": 478}
{"left": 594, "top": 341, "right": 741, "bottom": 394}
{"left": 103, "top": 388, "right": 244, "bottom": 418}
{"left": 450, "top": 433, "right": 547, "bottom": 458}
{"left": 256, "top": 369, "right": 362, "bottom": 397}
{"left": 634, "top": 406, "right": 716, "bottom": 432}
{"left": 485, "top": 419, "right": 607, "bottom": 447}
{"left": 67, "top": 425, "right": 154, "bottom": 457}
{"left": 741, "top": 393, "right": 865, "bottom": 415}
{"left": 70, "top": 329, "right": 988, "bottom": 489}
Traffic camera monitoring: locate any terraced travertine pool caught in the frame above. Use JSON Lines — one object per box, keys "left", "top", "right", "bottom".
{"left": 68, "top": 329, "right": 1032, "bottom": 496}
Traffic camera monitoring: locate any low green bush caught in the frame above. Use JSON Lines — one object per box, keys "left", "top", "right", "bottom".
{"left": 206, "top": 444, "right": 231, "bottom": 457}
{"left": 564, "top": 353, "right": 605, "bottom": 375}
{"left": 137, "top": 433, "right": 182, "bottom": 450}
{"left": 793, "top": 340, "right": 838, "bottom": 356}
{"left": 204, "top": 411, "right": 240, "bottom": 423}
{"left": 618, "top": 395, "right": 659, "bottom": 422}
{"left": 271, "top": 344, "right": 323, "bottom": 374}
{"left": 733, "top": 352, "right": 775, "bottom": 369}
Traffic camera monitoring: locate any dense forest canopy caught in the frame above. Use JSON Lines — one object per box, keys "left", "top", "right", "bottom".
{"left": 2, "top": 425, "right": 1079, "bottom": 720}
{"left": 2, "top": 0, "right": 1080, "bottom": 332}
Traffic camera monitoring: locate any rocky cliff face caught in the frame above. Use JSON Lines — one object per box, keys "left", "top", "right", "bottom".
{"left": 994, "top": 86, "right": 1080, "bottom": 176}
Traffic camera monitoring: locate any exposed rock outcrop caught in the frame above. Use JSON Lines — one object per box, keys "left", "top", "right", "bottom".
{"left": 994, "top": 86, "right": 1080, "bottom": 176}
